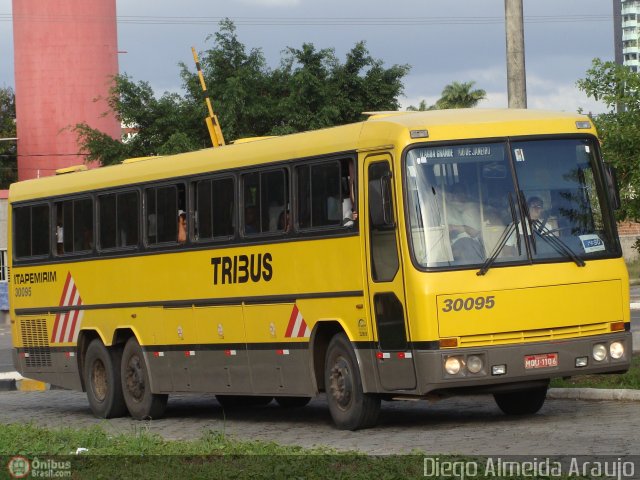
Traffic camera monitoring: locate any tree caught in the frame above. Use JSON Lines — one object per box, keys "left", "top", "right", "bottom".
{"left": 577, "top": 58, "right": 640, "bottom": 220}
{"left": 407, "top": 81, "right": 486, "bottom": 111}
{"left": 406, "top": 99, "right": 429, "bottom": 111}
{"left": 434, "top": 81, "right": 486, "bottom": 109}
{"left": 0, "top": 87, "right": 17, "bottom": 188}
{"left": 76, "top": 19, "right": 410, "bottom": 165}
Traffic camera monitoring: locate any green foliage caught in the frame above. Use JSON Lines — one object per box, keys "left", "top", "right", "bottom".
{"left": 0, "top": 86, "right": 17, "bottom": 187}
{"left": 0, "top": 423, "right": 524, "bottom": 479}
{"left": 577, "top": 58, "right": 640, "bottom": 221}
{"left": 407, "top": 81, "right": 486, "bottom": 111}
{"left": 77, "top": 19, "right": 410, "bottom": 165}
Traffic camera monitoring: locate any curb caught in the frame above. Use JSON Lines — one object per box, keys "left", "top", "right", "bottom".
{"left": 0, "top": 372, "right": 49, "bottom": 392}
{"left": 548, "top": 387, "right": 640, "bottom": 401}
{"left": 0, "top": 371, "right": 638, "bottom": 401}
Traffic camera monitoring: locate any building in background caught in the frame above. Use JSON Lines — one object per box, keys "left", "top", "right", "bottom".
{"left": 617, "top": 0, "right": 640, "bottom": 71}
{"left": 12, "top": 0, "right": 120, "bottom": 180}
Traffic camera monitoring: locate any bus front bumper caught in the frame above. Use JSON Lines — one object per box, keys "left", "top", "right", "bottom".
{"left": 411, "top": 331, "right": 632, "bottom": 396}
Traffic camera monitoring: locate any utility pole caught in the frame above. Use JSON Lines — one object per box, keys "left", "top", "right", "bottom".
{"left": 505, "top": 0, "right": 527, "bottom": 108}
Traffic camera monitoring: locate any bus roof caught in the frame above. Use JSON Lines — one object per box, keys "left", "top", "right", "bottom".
{"left": 9, "top": 109, "right": 593, "bottom": 203}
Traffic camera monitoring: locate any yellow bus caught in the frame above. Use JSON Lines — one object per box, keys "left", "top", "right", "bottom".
{"left": 9, "top": 109, "right": 631, "bottom": 430}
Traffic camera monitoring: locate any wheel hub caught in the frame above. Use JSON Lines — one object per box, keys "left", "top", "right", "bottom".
{"left": 91, "top": 359, "right": 107, "bottom": 402}
{"left": 329, "top": 356, "right": 353, "bottom": 410}
{"left": 125, "top": 354, "right": 145, "bottom": 402}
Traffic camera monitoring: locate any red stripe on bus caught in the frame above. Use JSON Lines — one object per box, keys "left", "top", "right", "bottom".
{"left": 50, "top": 272, "right": 73, "bottom": 342}
{"left": 285, "top": 305, "right": 298, "bottom": 338}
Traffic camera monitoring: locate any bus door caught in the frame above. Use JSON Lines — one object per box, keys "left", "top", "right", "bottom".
{"left": 364, "top": 154, "right": 417, "bottom": 391}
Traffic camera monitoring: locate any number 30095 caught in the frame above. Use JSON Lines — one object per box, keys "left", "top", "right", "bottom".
{"left": 441, "top": 296, "right": 495, "bottom": 312}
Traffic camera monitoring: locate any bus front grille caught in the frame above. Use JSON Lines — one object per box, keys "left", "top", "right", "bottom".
{"left": 20, "top": 319, "right": 52, "bottom": 368}
{"left": 458, "top": 322, "right": 611, "bottom": 348}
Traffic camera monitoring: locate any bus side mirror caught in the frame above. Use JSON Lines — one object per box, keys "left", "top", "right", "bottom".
{"left": 604, "top": 164, "right": 621, "bottom": 210}
{"left": 369, "top": 172, "right": 395, "bottom": 230}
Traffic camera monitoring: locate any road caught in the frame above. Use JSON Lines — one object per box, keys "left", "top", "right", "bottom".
{"left": 0, "top": 389, "right": 638, "bottom": 456}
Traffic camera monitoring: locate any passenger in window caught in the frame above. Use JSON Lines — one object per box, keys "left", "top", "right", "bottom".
{"left": 342, "top": 159, "right": 358, "bottom": 227}
{"left": 244, "top": 206, "right": 259, "bottom": 234}
{"left": 56, "top": 220, "right": 64, "bottom": 254}
{"left": 277, "top": 209, "right": 291, "bottom": 233}
{"left": 447, "top": 184, "right": 484, "bottom": 262}
{"left": 82, "top": 228, "right": 93, "bottom": 250}
{"left": 177, "top": 210, "right": 187, "bottom": 244}
{"left": 505, "top": 196, "right": 554, "bottom": 249}
{"left": 527, "top": 197, "right": 550, "bottom": 230}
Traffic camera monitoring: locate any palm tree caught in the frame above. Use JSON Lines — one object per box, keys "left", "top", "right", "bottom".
{"left": 406, "top": 99, "right": 429, "bottom": 111}
{"left": 434, "top": 81, "right": 486, "bottom": 109}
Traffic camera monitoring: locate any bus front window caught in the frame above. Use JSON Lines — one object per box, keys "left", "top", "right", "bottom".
{"left": 405, "top": 138, "right": 619, "bottom": 270}
{"left": 511, "top": 138, "right": 619, "bottom": 263}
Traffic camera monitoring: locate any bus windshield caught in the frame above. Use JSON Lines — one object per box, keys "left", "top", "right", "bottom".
{"left": 405, "top": 137, "right": 619, "bottom": 269}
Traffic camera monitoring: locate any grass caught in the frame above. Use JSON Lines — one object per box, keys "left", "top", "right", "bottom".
{"left": 0, "top": 423, "right": 464, "bottom": 479}
{"left": 550, "top": 354, "right": 640, "bottom": 389}
{"left": 0, "top": 423, "right": 601, "bottom": 479}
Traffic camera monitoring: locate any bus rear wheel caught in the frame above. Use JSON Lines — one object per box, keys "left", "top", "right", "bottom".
{"left": 84, "top": 339, "right": 127, "bottom": 418}
{"left": 121, "top": 337, "right": 168, "bottom": 420}
{"left": 324, "top": 333, "right": 380, "bottom": 430}
{"left": 494, "top": 386, "right": 548, "bottom": 415}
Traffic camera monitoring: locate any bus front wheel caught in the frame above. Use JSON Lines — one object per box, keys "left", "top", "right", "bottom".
{"left": 84, "top": 339, "right": 127, "bottom": 418}
{"left": 121, "top": 337, "right": 168, "bottom": 420}
{"left": 494, "top": 386, "right": 548, "bottom": 415}
{"left": 324, "top": 333, "right": 380, "bottom": 430}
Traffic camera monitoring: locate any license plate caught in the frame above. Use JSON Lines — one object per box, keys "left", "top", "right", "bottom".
{"left": 524, "top": 353, "right": 558, "bottom": 369}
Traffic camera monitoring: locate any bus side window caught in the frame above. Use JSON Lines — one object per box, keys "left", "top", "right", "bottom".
{"left": 145, "top": 185, "right": 181, "bottom": 245}
{"left": 13, "top": 204, "right": 49, "bottom": 258}
{"left": 193, "top": 177, "right": 235, "bottom": 241}
{"left": 54, "top": 198, "right": 93, "bottom": 255}
{"left": 242, "top": 169, "right": 288, "bottom": 236}
{"left": 296, "top": 160, "right": 344, "bottom": 229}
{"left": 98, "top": 191, "right": 139, "bottom": 250}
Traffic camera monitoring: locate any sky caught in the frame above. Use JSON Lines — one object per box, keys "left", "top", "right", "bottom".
{"left": 0, "top": 0, "right": 617, "bottom": 114}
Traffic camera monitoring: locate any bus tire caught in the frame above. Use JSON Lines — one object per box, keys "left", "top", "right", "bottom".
{"left": 494, "top": 386, "right": 548, "bottom": 415}
{"left": 325, "top": 333, "right": 380, "bottom": 430}
{"left": 121, "top": 337, "right": 168, "bottom": 420}
{"left": 275, "top": 396, "right": 311, "bottom": 408}
{"left": 84, "top": 339, "right": 127, "bottom": 419}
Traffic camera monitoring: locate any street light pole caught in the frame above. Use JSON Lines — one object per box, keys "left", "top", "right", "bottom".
{"left": 505, "top": 0, "right": 527, "bottom": 108}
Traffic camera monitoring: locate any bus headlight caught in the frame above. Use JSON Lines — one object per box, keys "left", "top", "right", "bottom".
{"left": 444, "top": 356, "right": 463, "bottom": 375}
{"left": 610, "top": 342, "right": 624, "bottom": 360}
{"left": 467, "top": 355, "right": 483, "bottom": 374}
{"left": 592, "top": 344, "right": 607, "bottom": 362}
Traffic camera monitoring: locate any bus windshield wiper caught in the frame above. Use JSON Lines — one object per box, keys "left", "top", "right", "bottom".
{"left": 477, "top": 194, "right": 519, "bottom": 276}
{"left": 532, "top": 221, "right": 586, "bottom": 268}
{"left": 477, "top": 222, "right": 516, "bottom": 276}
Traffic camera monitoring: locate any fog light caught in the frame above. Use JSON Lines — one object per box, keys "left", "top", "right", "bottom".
{"left": 492, "top": 364, "right": 506, "bottom": 376}
{"left": 575, "top": 356, "right": 588, "bottom": 368}
{"left": 610, "top": 341, "right": 624, "bottom": 359}
{"left": 467, "top": 355, "right": 483, "bottom": 374}
{"left": 444, "top": 356, "right": 463, "bottom": 375}
{"left": 592, "top": 344, "right": 607, "bottom": 362}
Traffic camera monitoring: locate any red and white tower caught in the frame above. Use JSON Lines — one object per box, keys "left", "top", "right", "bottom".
{"left": 12, "top": 0, "right": 120, "bottom": 180}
